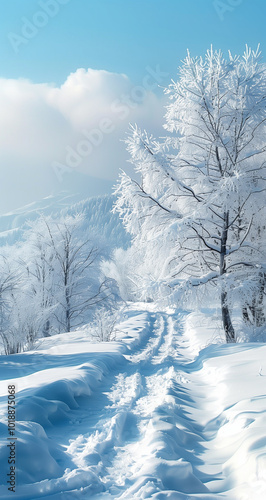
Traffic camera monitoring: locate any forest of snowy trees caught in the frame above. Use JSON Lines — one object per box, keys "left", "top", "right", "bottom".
{"left": 0, "top": 213, "right": 119, "bottom": 354}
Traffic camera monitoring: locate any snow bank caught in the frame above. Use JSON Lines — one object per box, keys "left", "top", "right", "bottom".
{"left": 183, "top": 312, "right": 266, "bottom": 499}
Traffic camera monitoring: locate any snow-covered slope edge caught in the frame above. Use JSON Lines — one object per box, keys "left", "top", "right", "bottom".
{"left": 0, "top": 306, "right": 266, "bottom": 499}
{"left": 182, "top": 313, "right": 266, "bottom": 500}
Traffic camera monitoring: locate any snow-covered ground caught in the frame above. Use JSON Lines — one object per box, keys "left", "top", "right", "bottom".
{"left": 0, "top": 193, "right": 129, "bottom": 250}
{"left": 1, "top": 305, "right": 266, "bottom": 499}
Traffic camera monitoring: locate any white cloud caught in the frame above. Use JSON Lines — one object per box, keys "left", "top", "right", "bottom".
{"left": 0, "top": 67, "right": 167, "bottom": 213}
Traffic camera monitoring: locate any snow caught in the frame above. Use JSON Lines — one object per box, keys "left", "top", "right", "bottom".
{"left": 1, "top": 305, "right": 266, "bottom": 499}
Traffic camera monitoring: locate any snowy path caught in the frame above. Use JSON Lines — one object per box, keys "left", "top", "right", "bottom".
{"left": 47, "top": 311, "right": 224, "bottom": 499}
{"left": 1, "top": 307, "right": 266, "bottom": 499}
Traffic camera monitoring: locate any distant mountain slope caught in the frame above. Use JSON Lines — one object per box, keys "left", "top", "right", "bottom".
{"left": 61, "top": 195, "right": 130, "bottom": 251}
{"left": 0, "top": 192, "right": 130, "bottom": 250}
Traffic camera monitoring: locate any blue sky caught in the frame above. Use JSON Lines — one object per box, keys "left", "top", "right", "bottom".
{"left": 0, "top": 0, "right": 265, "bottom": 85}
{"left": 0, "top": 0, "right": 265, "bottom": 212}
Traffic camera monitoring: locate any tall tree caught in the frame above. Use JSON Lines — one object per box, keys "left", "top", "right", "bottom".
{"left": 114, "top": 47, "right": 266, "bottom": 342}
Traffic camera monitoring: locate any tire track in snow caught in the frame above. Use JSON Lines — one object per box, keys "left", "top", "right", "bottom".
{"left": 101, "top": 314, "right": 208, "bottom": 499}
{"left": 97, "top": 312, "right": 222, "bottom": 499}
{"left": 128, "top": 314, "right": 168, "bottom": 365}
{"left": 64, "top": 313, "right": 169, "bottom": 492}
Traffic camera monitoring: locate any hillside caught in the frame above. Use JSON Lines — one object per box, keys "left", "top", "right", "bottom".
{"left": 0, "top": 305, "right": 265, "bottom": 499}
{"left": 0, "top": 193, "right": 130, "bottom": 251}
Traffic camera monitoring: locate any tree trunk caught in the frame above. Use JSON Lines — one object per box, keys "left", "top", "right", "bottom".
{"left": 66, "top": 305, "right": 70, "bottom": 332}
{"left": 65, "top": 247, "right": 71, "bottom": 332}
{"left": 65, "top": 284, "right": 71, "bottom": 332}
{"left": 43, "top": 319, "right": 51, "bottom": 337}
{"left": 255, "top": 273, "right": 265, "bottom": 326}
{"left": 221, "top": 290, "right": 235, "bottom": 343}
{"left": 242, "top": 305, "right": 250, "bottom": 324}
{"left": 220, "top": 211, "right": 236, "bottom": 343}
{"left": 243, "top": 272, "right": 265, "bottom": 327}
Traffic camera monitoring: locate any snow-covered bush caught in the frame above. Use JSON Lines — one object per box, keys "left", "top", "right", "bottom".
{"left": 88, "top": 308, "right": 121, "bottom": 342}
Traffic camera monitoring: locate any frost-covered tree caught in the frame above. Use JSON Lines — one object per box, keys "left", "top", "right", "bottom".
{"left": 114, "top": 47, "right": 266, "bottom": 343}
{"left": 25, "top": 214, "right": 112, "bottom": 333}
